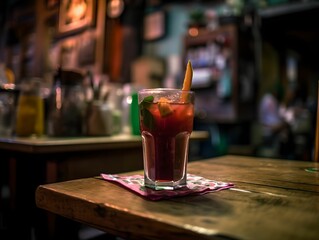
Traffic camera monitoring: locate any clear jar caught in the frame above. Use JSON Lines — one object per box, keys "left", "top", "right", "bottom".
{"left": 47, "top": 83, "right": 85, "bottom": 137}
{"left": 0, "top": 87, "right": 19, "bottom": 136}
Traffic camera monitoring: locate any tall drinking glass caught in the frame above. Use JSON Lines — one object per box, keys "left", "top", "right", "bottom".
{"left": 138, "top": 88, "right": 195, "bottom": 190}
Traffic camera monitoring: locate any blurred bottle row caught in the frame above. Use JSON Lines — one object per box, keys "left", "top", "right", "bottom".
{"left": 0, "top": 66, "right": 141, "bottom": 138}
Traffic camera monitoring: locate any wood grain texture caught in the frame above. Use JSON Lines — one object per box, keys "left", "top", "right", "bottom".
{"left": 36, "top": 155, "right": 319, "bottom": 240}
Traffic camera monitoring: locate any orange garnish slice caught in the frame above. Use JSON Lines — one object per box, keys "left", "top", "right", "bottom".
{"left": 158, "top": 97, "right": 173, "bottom": 117}
{"left": 181, "top": 60, "right": 193, "bottom": 102}
{"left": 5, "top": 68, "right": 15, "bottom": 83}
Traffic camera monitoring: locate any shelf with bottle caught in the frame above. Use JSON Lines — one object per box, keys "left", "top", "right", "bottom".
{"left": 183, "top": 22, "right": 256, "bottom": 123}
{"left": 184, "top": 25, "right": 235, "bottom": 90}
{"left": 258, "top": 1, "right": 319, "bottom": 18}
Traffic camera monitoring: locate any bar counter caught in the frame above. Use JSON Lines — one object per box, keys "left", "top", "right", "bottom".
{"left": 1, "top": 131, "right": 208, "bottom": 180}
{"left": 0, "top": 131, "right": 209, "bottom": 153}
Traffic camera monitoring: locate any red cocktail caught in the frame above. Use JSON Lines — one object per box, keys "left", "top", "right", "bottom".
{"left": 138, "top": 88, "right": 194, "bottom": 190}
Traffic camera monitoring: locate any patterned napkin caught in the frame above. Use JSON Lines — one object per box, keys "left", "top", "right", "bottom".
{"left": 100, "top": 173, "right": 234, "bottom": 201}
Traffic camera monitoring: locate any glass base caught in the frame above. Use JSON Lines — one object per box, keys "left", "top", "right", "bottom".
{"left": 144, "top": 177, "right": 187, "bottom": 191}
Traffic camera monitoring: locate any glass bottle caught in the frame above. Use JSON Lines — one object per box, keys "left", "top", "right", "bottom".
{"left": 15, "top": 78, "right": 44, "bottom": 137}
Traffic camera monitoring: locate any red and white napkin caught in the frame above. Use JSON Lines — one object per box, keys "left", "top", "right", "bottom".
{"left": 100, "top": 173, "right": 234, "bottom": 201}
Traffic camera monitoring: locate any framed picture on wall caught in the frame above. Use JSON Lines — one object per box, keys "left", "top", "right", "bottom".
{"left": 144, "top": 10, "right": 166, "bottom": 41}
{"left": 58, "top": 0, "right": 96, "bottom": 35}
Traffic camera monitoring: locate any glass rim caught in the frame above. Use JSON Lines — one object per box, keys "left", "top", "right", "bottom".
{"left": 138, "top": 88, "right": 194, "bottom": 94}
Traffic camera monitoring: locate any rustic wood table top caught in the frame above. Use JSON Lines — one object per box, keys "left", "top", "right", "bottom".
{"left": 35, "top": 155, "right": 319, "bottom": 240}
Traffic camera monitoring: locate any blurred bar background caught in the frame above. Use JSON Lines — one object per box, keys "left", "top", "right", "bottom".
{"left": 0, "top": 0, "right": 319, "bottom": 239}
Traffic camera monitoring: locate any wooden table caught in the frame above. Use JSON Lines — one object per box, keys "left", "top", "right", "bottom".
{"left": 36, "top": 155, "right": 319, "bottom": 240}
{"left": 0, "top": 131, "right": 208, "bottom": 240}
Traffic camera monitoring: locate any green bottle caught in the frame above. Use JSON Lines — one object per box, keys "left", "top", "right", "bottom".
{"left": 130, "top": 92, "right": 140, "bottom": 135}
